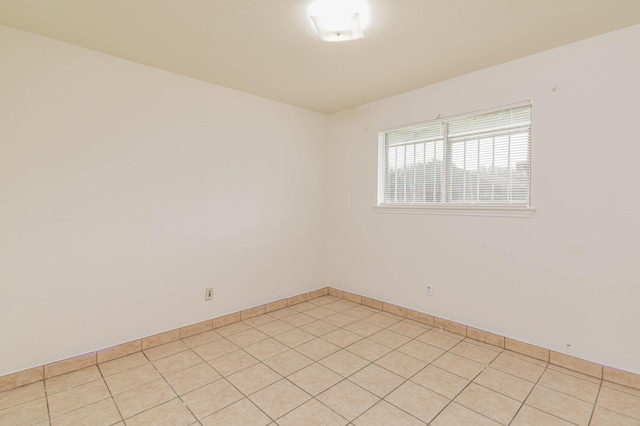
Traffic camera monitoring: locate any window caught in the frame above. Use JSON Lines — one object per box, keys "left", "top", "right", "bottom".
{"left": 376, "top": 103, "right": 534, "bottom": 217}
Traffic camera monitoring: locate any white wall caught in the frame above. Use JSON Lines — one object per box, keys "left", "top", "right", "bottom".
{"left": 327, "top": 25, "right": 640, "bottom": 374}
{"left": 0, "top": 25, "right": 327, "bottom": 376}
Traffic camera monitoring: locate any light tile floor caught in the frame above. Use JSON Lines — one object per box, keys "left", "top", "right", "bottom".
{"left": 2, "top": 295, "right": 640, "bottom": 425}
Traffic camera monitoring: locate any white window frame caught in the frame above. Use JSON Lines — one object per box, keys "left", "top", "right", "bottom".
{"left": 375, "top": 102, "right": 535, "bottom": 218}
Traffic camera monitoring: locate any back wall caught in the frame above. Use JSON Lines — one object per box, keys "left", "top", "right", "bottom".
{"left": 326, "top": 24, "right": 640, "bottom": 374}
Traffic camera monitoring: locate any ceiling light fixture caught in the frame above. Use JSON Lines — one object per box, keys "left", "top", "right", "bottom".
{"left": 309, "top": 0, "right": 367, "bottom": 42}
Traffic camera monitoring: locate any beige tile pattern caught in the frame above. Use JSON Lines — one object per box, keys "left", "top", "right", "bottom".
{"left": 466, "top": 327, "right": 505, "bottom": 348}
{"left": 47, "top": 378, "right": 110, "bottom": 418}
{"left": 3, "top": 294, "right": 636, "bottom": 426}
{"left": 435, "top": 317, "right": 467, "bottom": 336}
{"left": 406, "top": 309, "right": 435, "bottom": 326}
{"left": 317, "top": 380, "right": 379, "bottom": 421}
{"left": 432, "top": 402, "right": 501, "bottom": 426}
{"left": 526, "top": 385, "right": 594, "bottom": 425}
{"left": 179, "top": 320, "right": 212, "bottom": 339}
{"left": 505, "top": 338, "right": 550, "bottom": 362}
{"left": 455, "top": 383, "right": 521, "bottom": 424}
{"left": 96, "top": 339, "right": 141, "bottom": 363}
{"left": 604, "top": 366, "right": 640, "bottom": 391}
{"left": 354, "top": 400, "right": 425, "bottom": 425}
{"left": 0, "top": 367, "right": 43, "bottom": 393}
{"left": 550, "top": 351, "right": 603, "bottom": 379}
{"left": 44, "top": 353, "right": 97, "bottom": 379}
{"left": 50, "top": 398, "right": 121, "bottom": 426}
{"left": 141, "top": 329, "right": 180, "bottom": 350}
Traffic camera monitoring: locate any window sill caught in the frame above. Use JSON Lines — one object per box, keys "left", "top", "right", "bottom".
{"left": 373, "top": 204, "right": 536, "bottom": 218}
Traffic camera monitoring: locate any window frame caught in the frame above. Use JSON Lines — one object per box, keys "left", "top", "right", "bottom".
{"left": 375, "top": 102, "right": 536, "bottom": 218}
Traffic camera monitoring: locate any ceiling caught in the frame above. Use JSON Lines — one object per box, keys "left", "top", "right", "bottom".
{"left": 1, "top": 1, "right": 639, "bottom": 114}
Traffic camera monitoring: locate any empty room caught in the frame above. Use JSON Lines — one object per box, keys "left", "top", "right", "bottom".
{"left": 1, "top": 1, "right": 639, "bottom": 424}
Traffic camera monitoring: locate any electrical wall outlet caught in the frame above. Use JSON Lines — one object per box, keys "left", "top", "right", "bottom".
{"left": 205, "top": 288, "right": 213, "bottom": 300}
{"left": 426, "top": 285, "right": 433, "bottom": 296}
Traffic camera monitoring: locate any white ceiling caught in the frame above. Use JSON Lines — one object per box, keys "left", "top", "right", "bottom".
{"left": 1, "top": 1, "right": 639, "bottom": 114}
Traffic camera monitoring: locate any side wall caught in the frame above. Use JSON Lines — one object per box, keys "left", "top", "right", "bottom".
{"left": 327, "top": 25, "right": 640, "bottom": 374}
{"left": 0, "top": 26, "right": 327, "bottom": 375}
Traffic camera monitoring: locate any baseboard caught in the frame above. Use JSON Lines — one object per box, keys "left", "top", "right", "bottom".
{"left": 2, "top": 286, "right": 639, "bottom": 393}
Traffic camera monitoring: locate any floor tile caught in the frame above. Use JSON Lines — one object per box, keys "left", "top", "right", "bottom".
{"left": 363, "top": 313, "right": 402, "bottom": 328}
{"left": 181, "top": 330, "right": 223, "bottom": 348}
{"left": 473, "top": 367, "right": 534, "bottom": 402}
{"left": 200, "top": 398, "right": 271, "bottom": 426}
{"left": 300, "top": 320, "right": 339, "bottom": 337}
{"left": 226, "top": 329, "right": 268, "bottom": 348}
{"left": 249, "top": 379, "right": 311, "bottom": 419}
{"left": 104, "top": 363, "right": 161, "bottom": 395}
{"left": 369, "top": 330, "right": 411, "bottom": 349}
{"left": 124, "top": 398, "right": 195, "bottom": 426}
{"left": 324, "top": 300, "right": 359, "bottom": 312}
{"left": 263, "top": 350, "right": 314, "bottom": 377}
{"left": 242, "top": 314, "right": 277, "bottom": 328}
{"left": 321, "top": 329, "right": 362, "bottom": 348}
{"left": 288, "top": 363, "right": 342, "bottom": 396}
{"left": 346, "top": 339, "right": 392, "bottom": 362}
{"left": 319, "top": 350, "right": 369, "bottom": 377}
{"left": 597, "top": 385, "right": 640, "bottom": 420}
{"left": 375, "top": 351, "right": 426, "bottom": 379}
{"left": 244, "top": 338, "right": 289, "bottom": 361}
{"left": 342, "top": 306, "right": 377, "bottom": 321}
{"left": 143, "top": 340, "right": 188, "bottom": 361}
{"left": 191, "top": 338, "right": 239, "bottom": 361}
{"left": 431, "top": 402, "right": 501, "bottom": 426}
{"left": 48, "top": 379, "right": 110, "bottom": 418}
{"left": 349, "top": 364, "right": 405, "bottom": 398}
{"left": 432, "top": 353, "right": 485, "bottom": 380}
{"left": 280, "top": 313, "right": 316, "bottom": 327}
{"left": 538, "top": 368, "right": 600, "bottom": 403}
{"left": 254, "top": 320, "right": 294, "bottom": 337}
{"left": 525, "top": 385, "right": 593, "bottom": 425}
{"left": 416, "top": 330, "right": 462, "bottom": 351}
{"left": 295, "top": 339, "right": 340, "bottom": 361}
{"left": 386, "top": 381, "right": 449, "bottom": 423}
{"left": 323, "top": 313, "right": 358, "bottom": 327}
{"left": 273, "top": 329, "right": 315, "bottom": 347}
{"left": 45, "top": 366, "right": 102, "bottom": 395}
{"left": 290, "top": 301, "right": 317, "bottom": 312}
{"left": 490, "top": 352, "right": 546, "bottom": 382}
{"left": 317, "top": 380, "right": 379, "bottom": 421}
{"left": 181, "top": 379, "right": 243, "bottom": 419}
{"left": 387, "top": 320, "right": 430, "bottom": 338}
{"left": 353, "top": 400, "right": 425, "bottom": 426}
{"left": 343, "top": 320, "right": 383, "bottom": 337}
{"left": 98, "top": 352, "right": 149, "bottom": 377}
{"left": 207, "top": 349, "right": 258, "bottom": 376}
{"left": 50, "top": 398, "right": 120, "bottom": 426}
{"left": 450, "top": 340, "right": 501, "bottom": 365}
{"left": 266, "top": 307, "right": 298, "bottom": 320}
{"left": 411, "top": 365, "right": 469, "bottom": 399}
{"left": 590, "top": 406, "right": 640, "bottom": 426}
{"left": 152, "top": 350, "right": 203, "bottom": 376}
{"left": 0, "top": 397, "right": 49, "bottom": 426}
{"left": 397, "top": 340, "right": 444, "bottom": 364}
{"left": 112, "top": 378, "right": 176, "bottom": 419}
{"left": 215, "top": 322, "right": 252, "bottom": 337}
{"left": 227, "top": 363, "right": 282, "bottom": 395}
{"left": 164, "top": 362, "right": 221, "bottom": 395}
{"left": 304, "top": 306, "right": 336, "bottom": 319}
{"left": 277, "top": 399, "right": 348, "bottom": 426}
{"left": 0, "top": 381, "right": 45, "bottom": 410}
{"left": 510, "top": 405, "right": 574, "bottom": 426}
{"left": 455, "top": 383, "right": 521, "bottom": 424}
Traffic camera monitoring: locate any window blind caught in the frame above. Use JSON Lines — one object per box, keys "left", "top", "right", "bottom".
{"left": 379, "top": 103, "right": 531, "bottom": 207}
